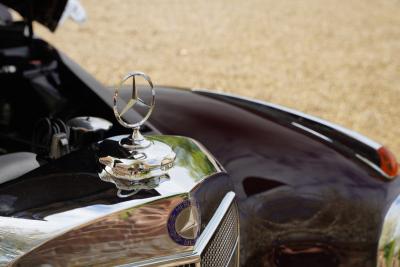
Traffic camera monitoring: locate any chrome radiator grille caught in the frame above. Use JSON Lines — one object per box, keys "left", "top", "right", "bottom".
{"left": 201, "top": 203, "right": 239, "bottom": 266}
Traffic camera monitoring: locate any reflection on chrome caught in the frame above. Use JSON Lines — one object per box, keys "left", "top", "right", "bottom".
{"left": 127, "top": 192, "right": 239, "bottom": 267}
{"left": 0, "top": 136, "right": 223, "bottom": 266}
{"left": 14, "top": 196, "right": 192, "bottom": 266}
{"left": 98, "top": 135, "right": 222, "bottom": 193}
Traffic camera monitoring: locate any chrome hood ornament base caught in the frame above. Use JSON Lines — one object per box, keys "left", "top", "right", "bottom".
{"left": 98, "top": 72, "right": 176, "bottom": 197}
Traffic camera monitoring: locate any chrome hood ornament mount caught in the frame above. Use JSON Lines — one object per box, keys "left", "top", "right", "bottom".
{"left": 98, "top": 72, "right": 176, "bottom": 197}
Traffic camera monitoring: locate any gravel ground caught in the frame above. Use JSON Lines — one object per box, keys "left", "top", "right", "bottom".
{"left": 36, "top": 0, "right": 400, "bottom": 157}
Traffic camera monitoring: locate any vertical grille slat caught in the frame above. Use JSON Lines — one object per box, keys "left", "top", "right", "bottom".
{"left": 200, "top": 203, "right": 239, "bottom": 267}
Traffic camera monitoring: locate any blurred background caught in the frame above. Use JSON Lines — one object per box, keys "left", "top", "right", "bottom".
{"left": 35, "top": 0, "right": 400, "bottom": 157}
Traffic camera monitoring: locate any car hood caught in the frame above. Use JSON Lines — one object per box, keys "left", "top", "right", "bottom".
{"left": 1, "top": 0, "right": 67, "bottom": 31}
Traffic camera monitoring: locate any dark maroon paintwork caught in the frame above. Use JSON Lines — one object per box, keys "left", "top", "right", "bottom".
{"left": 125, "top": 86, "right": 400, "bottom": 267}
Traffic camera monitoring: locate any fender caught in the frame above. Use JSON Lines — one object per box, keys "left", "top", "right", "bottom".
{"left": 134, "top": 86, "right": 400, "bottom": 267}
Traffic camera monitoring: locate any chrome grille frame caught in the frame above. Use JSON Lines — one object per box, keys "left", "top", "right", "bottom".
{"left": 200, "top": 201, "right": 239, "bottom": 266}
{"left": 123, "top": 192, "right": 239, "bottom": 267}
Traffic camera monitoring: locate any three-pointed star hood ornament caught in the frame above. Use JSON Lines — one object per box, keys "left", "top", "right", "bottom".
{"left": 113, "top": 72, "right": 155, "bottom": 149}
{"left": 97, "top": 72, "right": 176, "bottom": 198}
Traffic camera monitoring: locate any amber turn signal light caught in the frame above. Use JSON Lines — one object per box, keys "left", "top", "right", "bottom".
{"left": 378, "top": 146, "right": 399, "bottom": 178}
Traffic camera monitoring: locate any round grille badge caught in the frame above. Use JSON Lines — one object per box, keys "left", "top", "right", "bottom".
{"left": 167, "top": 199, "right": 200, "bottom": 246}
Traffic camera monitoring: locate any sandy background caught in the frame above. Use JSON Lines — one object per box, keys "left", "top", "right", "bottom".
{"left": 36, "top": 0, "right": 400, "bottom": 157}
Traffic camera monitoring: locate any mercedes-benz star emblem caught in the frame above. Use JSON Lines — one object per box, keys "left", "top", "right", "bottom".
{"left": 98, "top": 71, "right": 176, "bottom": 198}
{"left": 167, "top": 200, "right": 201, "bottom": 246}
{"left": 113, "top": 71, "right": 155, "bottom": 149}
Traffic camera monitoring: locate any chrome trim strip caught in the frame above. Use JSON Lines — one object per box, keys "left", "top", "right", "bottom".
{"left": 121, "top": 191, "right": 236, "bottom": 267}
{"left": 126, "top": 252, "right": 199, "bottom": 267}
{"left": 291, "top": 122, "right": 333, "bottom": 143}
{"left": 193, "top": 192, "right": 236, "bottom": 254}
{"left": 224, "top": 237, "right": 239, "bottom": 267}
{"left": 192, "top": 88, "right": 382, "bottom": 150}
{"left": 356, "top": 153, "right": 390, "bottom": 179}
{"left": 293, "top": 122, "right": 392, "bottom": 178}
